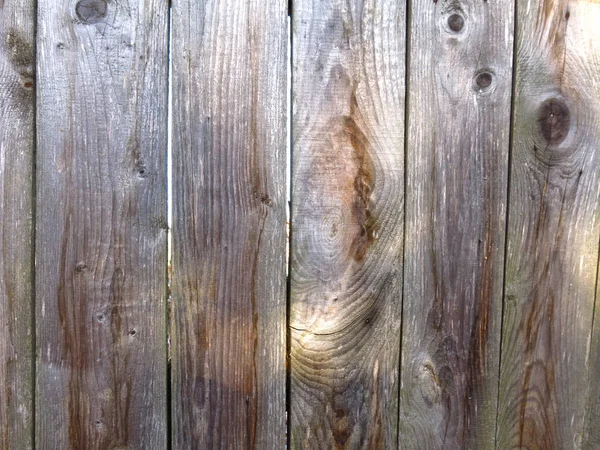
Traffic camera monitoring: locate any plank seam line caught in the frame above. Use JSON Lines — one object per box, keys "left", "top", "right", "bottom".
{"left": 397, "top": 0, "right": 411, "bottom": 445}
{"left": 285, "top": 5, "right": 293, "bottom": 449}
{"left": 166, "top": 2, "right": 173, "bottom": 449}
{"left": 32, "top": 0, "right": 39, "bottom": 446}
{"left": 493, "top": 0, "right": 518, "bottom": 446}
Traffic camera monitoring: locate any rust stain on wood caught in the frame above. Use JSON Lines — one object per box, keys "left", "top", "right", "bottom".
{"left": 346, "top": 92, "right": 377, "bottom": 262}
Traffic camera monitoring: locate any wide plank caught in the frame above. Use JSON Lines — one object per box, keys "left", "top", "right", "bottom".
{"left": 399, "top": 0, "right": 513, "bottom": 447}
{"left": 289, "top": 0, "right": 406, "bottom": 447}
{"left": 0, "top": 1, "right": 35, "bottom": 448}
{"left": 35, "top": 0, "right": 169, "bottom": 448}
{"left": 170, "top": 0, "right": 288, "bottom": 448}
{"left": 496, "top": 0, "right": 600, "bottom": 448}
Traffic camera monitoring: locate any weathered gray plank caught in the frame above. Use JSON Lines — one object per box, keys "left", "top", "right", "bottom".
{"left": 0, "top": 1, "right": 35, "bottom": 448}
{"left": 170, "top": 1, "right": 288, "bottom": 448}
{"left": 399, "top": 0, "right": 513, "bottom": 447}
{"left": 36, "top": 1, "right": 169, "bottom": 448}
{"left": 289, "top": 1, "right": 405, "bottom": 447}
{"left": 496, "top": 1, "right": 600, "bottom": 448}
{"left": 585, "top": 256, "right": 600, "bottom": 447}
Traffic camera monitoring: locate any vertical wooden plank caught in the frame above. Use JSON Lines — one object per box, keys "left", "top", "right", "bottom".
{"left": 0, "top": 1, "right": 35, "bottom": 448}
{"left": 497, "top": 0, "right": 600, "bottom": 448}
{"left": 290, "top": 1, "right": 405, "bottom": 447}
{"left": 36, "top": 0, "right": 169, "bottom": 448}
{"left": 170, "top": 0, "right": 288, "bottom": 448}
{"left": 399, "top": 0, "right": 513, "bottom": 447}
{"left": 585, "top": 258, "right": 600, "bottom": 447}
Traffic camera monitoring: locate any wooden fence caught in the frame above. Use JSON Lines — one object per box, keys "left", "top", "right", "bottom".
{"left": 1, "top": 0, "right": 599, "bottom": 448}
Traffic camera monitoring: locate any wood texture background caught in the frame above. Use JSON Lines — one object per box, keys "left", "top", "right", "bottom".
{"left": 0, "top": 0, "right": 599, "bottom": 448}
{"left": 0, "top": 1, "right": 35, "bottom": 448}
{"left": 170, "top": 0, "right": 288, "bottom": 448}
{"left": 35, "top": 0, "right": 169, "bottom": 448}
{"left": 289, "top": 0, "right": 405, "bottom": 447}
{"left": 399, "top": 0, "right": 514, "bottom": 447}
{"left": 496, "top": 0, "right": 600, "bottom": 448}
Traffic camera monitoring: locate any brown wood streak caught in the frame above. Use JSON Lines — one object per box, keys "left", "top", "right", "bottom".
{"left": 464, "top": 196, "right": 495, "bottom": 436}
{"left": 515, "top": 167, "right": 567, "bottom": 449}
{"left": 346, "top": 92, "right": 377, "bottom": 263}
{"left": 0, "top": 2, "right": 34, "bottom": 448}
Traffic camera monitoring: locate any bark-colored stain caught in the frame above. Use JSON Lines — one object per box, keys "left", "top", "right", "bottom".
{"left": 3, "top": 29, "right": 33, "bottom": 69}
{"left": 345, "top": 93, "right": 377, "bottom": 262}
{"left": 2, "top": 29, "right": 35, "bottom": 93}
{"left": 538, "top": 98, "right": 570, "bottom": 146}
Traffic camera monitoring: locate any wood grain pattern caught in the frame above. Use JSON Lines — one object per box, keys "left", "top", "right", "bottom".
{"left": 0, "top": 1, "right": 35, "bottom": 448}
{"left": 496, "top": 0, "right": 600, "bottom": 447}
{"left": 170, "top": 0, "right": 288, "bottom": 448}
{"left": 35, "top": 0, "right": 169, "bottom": 448}
{"left": 399, "top": 0, "right": 513, "bottom": 447}
{"left": 289, "top": 1, "right": 405, "bottom": 447}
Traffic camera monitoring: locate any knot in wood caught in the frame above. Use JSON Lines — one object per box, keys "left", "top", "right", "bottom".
{"left": 75, "top": 0, "right": 108, "bottom": 24}
{"left": 471, "top": 70, "right": 495, "bottom": 95}
{"left": 475, "top": 72, "right": 493, "bottom": 89}
{"left": 447, "top": 14, "right": 464, "bottom": 32}
{"left": 538, "top": 98, "right": 570, "bottom": 146}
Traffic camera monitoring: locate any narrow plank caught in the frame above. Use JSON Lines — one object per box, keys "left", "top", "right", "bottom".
{"left": 585, "top": 251, "right": 600, "bottom": 447}
{"left": 496, "top": 0, "right": 600, "bottom": 448}
{"left": 289, "top": 1, "right": 405, "bottom": 447}
{"left": 35, "top": 0, "right": 169, "bottom": 448}
{"left": 170, "top": 0, "right": 288, "bottom": 448}
{"left": 0, "top": 1, "right": 35, "bottom": 448}
{"left": 399, "top": 0, "right": 513, "bottom": 446}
